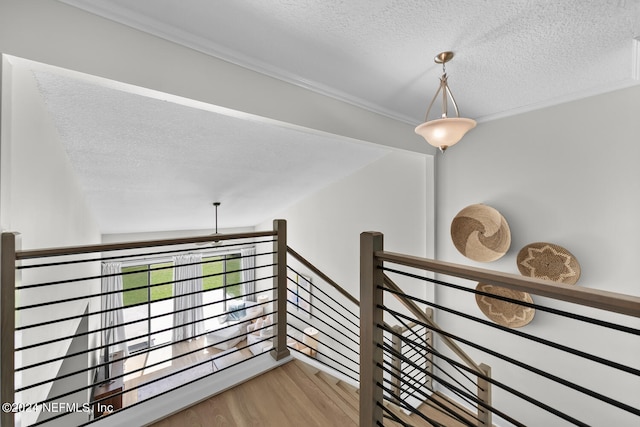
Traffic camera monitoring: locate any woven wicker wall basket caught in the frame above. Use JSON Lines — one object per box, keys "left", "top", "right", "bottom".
{"left": 475, "top": 283, "right": 535, "bottom": 328}
{"left": 516, "top": 242, "right": 581, "bottom": 285}
{"left": 451, "top": 204, "right": 511, "bottom": 262}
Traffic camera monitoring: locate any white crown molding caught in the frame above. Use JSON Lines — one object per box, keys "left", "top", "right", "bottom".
{"left": 55, "top": 0, "right": 420, "bottom": 125}
{"left": 476, "top": 78, "right": 640, "bottom": 123}
{"left": 55, "top": 1, "right": 640, "bottom": 127}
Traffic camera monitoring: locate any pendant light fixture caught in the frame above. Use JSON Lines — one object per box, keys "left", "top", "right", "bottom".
{"left": 197, "top": 202, "right": 222, "bottom": 246}
{"left": 415, "top": 51, "right": 476, "bottom": 152}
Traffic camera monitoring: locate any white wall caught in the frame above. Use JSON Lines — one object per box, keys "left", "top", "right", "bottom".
{"left": 434, "top": 85, "right": 640, "bottom": 426}
{"left": 258, "top": 149, "right": 432, "bottom": 303}
{"left": 1, "top": 57, "right": 102, "bottom": 425}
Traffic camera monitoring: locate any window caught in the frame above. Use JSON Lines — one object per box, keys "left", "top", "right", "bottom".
{"left": 121, "top": 253, "right": 243, "bottom": 350}
{"left": 122, "top": 262, "right": 173, "bottom": 306}
{"left": 121, "top": 262, "right": 174, "bottom": 352}
{"left": 202, "top": 254, "right": 242, "bottom": 297}
{"left": 202, "top": 253, "right": 242, "bottom": 330}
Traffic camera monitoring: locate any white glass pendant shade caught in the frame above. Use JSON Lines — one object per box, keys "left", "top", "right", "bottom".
{"left": 415, "top": 117, "right": 476, "bottom": 152}
{"left": 415, "top": 51, "right": 476, "bottom": 152}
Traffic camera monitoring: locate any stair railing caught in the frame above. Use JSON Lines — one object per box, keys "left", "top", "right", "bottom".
{"left": 360, "top": 231, "right": 640, "bottom": 427}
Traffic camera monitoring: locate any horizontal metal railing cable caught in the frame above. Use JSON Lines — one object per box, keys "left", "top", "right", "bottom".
{"left": 382, "top": 281, "right": 640, "bottom": 378}
{"left": 287, "top": 265, "right": 359, "bottom": 322}
{"left": 15, "top": 256, "right": 271, "bottom": 328}
{"left": 285, "top": 326, "right": 360, "bottom": 383}
{"left": 26, "top": 296, "right": 277, "bottom": 425}
{"left": 376, "top": 252, "right": 640, "bottom": 317}
{"left": 386, "top": 310, "right": 591, "bottom": 426}
{"left": 18, "top": 299, "right": 275, "bottom": 399}
{"left": 379, "top": 366, "right": 477, "bottom": 427}
{"left": 382, "top": 325, "right": 485, "bottom": 423}
{"left": 284, "top": 280, "right": 359, "bottom": 338}
{"left": 15, "top": 253, "right": 273, "bottom": 403}
{"left": 15, "top": 256, "right": 275, "bottom": 310}
{"left": 385, "top": 308, "right": 627, "bottom": 426}
{"left": 33, "top": 328, "right": 275, "bottom": 427}
{"left": 29, "top": 321, "right": 276, "bottom": 427}
{"left": 381, "top": 324, "right": 482, "bottom": 422}
{"left": 287, "top": 308, "right": 360, "bottom": 364}
{"left": 380, "top": 342, "right": 523, "bottom": 427}
{"left": 284, "top": 253, "right": 364, "bottom": 385}
{"left": 2, "top": 227, "right": 289, "bottom": 427}
{"left": 16, "top": 301, "right": 275, "bottom": 393}
{"left": 286, "top": 281, "right": 360, "bottom": 349}
{"left": 383, "top": 266, "right": 640, "bottom": 337}
{"left": 16, "top": 238, "right": 277, "bottom": 271}
{"left": 287, "top": 246, "right": 360, "bottom": 307}
{"left": 380, "top": 406, "right": 413, "bottom": 427}
{"left": 14, "top": 279, "right": 275, "bottom": 355}
{"left": 380, "top": 271, "right": 640, "bottom": 423}
{"left": 389, "top": 312, "right": 479, "bottom": 401}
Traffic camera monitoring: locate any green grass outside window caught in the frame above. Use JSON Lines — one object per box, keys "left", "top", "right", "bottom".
{"left": 122, "top": 255, "right": 242, "bottom": 306}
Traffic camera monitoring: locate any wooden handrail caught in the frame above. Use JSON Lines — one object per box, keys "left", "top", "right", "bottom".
{"left": 287, "top": 246, "right": 360, "bottom": 307}
{"left": 377, "top": 250, "right": 640, "bottom": 318}
{"left": 15, "top": 230, "right": 277, "bottom": 260}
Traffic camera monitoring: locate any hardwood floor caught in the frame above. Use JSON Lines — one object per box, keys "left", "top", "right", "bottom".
{"left": 120, "top": 339, "right": 476, "bottom": 426}
{"left": 150, "top": 360, "right": 359, "bottom": 427}
{"left": 122, "top": 337, "right": 253, "bottom": 408}
{"left": 148, "top": 358, "right": 475, "bottom": 427}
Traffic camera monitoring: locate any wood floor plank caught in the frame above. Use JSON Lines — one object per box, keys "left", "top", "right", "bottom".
{"left": 149, "top": 358, "right": 478, "bottom": 427}
{"left": 152, "top": 360, "right": 358, "bottom": 427}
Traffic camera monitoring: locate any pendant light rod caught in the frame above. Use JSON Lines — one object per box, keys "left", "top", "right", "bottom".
{"left": 213, "top": 202, "right": 220, "bottom": 234}
{"left": 423, "top": 51, "right": 461, "bottom": 121}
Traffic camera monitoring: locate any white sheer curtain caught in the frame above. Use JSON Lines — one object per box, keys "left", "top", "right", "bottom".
{"left": 172, "top": 253, "right": 204, "bottom": 342}
{"left": 241, "top": 247, "right": 256, "bottom": 302}
{"left": 101, "top": 262, "right": 128, "bottom": 357}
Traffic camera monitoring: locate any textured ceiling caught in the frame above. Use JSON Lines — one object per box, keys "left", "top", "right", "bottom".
{"left": 58, "top": 0, "right": 640, "bottom": 123}
{"left": 26, "top": 1, "right": 640, "bottom": 234}
{"left": 32, "top": 68, "right": 389, "bottom": 234}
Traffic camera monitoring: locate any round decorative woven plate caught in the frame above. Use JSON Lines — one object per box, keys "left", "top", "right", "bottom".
{"left": 517, "top": 242, "right": 581, "bottom": 285}
{"left": 475, "top": 283, "right": 535, "bottom": 328}
{"left": 450, "top": 204, "right": 511, "bottom": 262}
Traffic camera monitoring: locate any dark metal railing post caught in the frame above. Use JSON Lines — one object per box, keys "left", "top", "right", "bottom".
{"left": 1, "top": 232, "right": 19, "bottom": 427}
{"left": 360, "top": 231, "right": 384, "bottom": 427}
{"left": 270, "top": 219, "right": 290, "bottom": 361}
{"left": 478, "top": 363, "right": 493, "bottom": 426}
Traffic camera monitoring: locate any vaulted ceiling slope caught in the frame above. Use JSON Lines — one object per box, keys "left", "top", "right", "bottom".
{"left": 32, "top": 66, "right": 390, "bottom": 234}
{"left": 58, "top": 0, "right": 640, "bottom": 123}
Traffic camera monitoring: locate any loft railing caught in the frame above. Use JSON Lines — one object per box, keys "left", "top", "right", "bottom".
{"left": 285, "top": 246, "right": 360, "bottom": 384}
{"left": 1, "top": 217, "right": 371, "bottom": 427}
{"left": 360, "top": 231, "right": 640, "bottom": 427}
{"left": 0, "top": 222, "right": 290, "bottom": 427}
{"left": 7, "top": 221, "right": 636, "bottom": 426}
